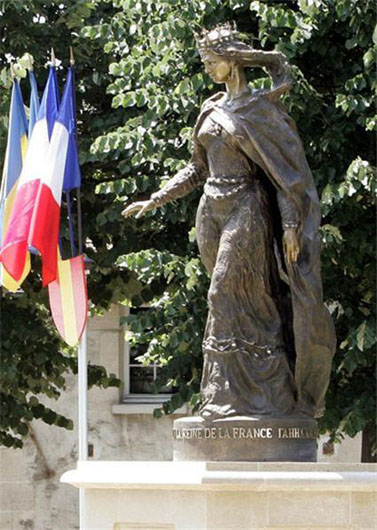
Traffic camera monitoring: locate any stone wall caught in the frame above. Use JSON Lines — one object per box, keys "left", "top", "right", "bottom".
{"left": 0, "top": 305, "right": 362, "bottom": 530}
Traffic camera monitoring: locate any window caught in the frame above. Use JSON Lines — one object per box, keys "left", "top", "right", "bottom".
{"left": 121, "top": 306, "right": 173, "bottom": 404}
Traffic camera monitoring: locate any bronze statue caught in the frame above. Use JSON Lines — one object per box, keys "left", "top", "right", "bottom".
{"left": 123, "top": 24, "right": 336, "bottom": 422}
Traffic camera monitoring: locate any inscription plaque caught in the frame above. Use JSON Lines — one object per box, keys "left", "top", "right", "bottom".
{"left": 173, "top": 417, "right": 318, "bottom": 462}
{"left": 173, "top": 426, "right": 318, "bottom": 441}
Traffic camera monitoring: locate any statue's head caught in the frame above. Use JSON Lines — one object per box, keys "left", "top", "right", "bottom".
{"left": 195, "top": 23, "right": 247, "bottom": 84}
{"left": 195, "top": 22, "right": 292, "bottom": 94}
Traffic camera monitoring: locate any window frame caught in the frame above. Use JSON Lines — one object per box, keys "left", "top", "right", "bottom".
{"left": 120, "top": 305, "right": 173, "bottom": 405}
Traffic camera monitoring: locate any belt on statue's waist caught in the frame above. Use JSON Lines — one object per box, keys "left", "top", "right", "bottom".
{"left": 206, "top": 175, "right": 250, "bottom": 186}
{"left": 204, "top": 175, "right": 251, "bottom": 199}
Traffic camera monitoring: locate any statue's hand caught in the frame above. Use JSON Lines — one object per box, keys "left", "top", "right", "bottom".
{"left": 121, "top": 199, "right": 156, "bottom": 219}
{"left": 283, "top": 227, "right": 299, "bottom": 265}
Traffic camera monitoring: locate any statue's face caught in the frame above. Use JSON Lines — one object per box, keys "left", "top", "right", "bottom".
{"left": 201, "top": 51, "right": 231, "bottom": 84}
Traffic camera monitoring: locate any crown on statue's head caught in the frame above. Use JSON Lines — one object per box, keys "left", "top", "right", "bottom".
{"left": 195, "top": 22, "right": 239, "bottom": 53}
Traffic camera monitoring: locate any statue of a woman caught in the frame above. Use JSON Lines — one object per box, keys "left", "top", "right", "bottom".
{"left": 123, "top": 24, "right": 336, "bottom": 422}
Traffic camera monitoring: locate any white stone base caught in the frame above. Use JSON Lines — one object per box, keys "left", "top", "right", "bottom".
{"left": 61, "top": 461, "right": 377, "bottom": 530}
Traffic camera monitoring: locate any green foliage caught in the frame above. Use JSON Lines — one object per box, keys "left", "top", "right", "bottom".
{"left": 0, "top": 286, "right": 119, "bottom": 448}
{"left": 118, "top": 248, "right": 209, "bottom": 411}
{"left": 1, "top": 0, "right": 376, "bottom": 451}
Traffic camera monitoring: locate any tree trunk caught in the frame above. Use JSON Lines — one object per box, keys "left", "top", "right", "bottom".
{"left": 361, "top": 422, "right": 377, "bottom": 463}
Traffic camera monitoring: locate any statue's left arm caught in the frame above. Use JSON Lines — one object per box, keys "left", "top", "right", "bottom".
{"left": 278, "top": 193, "right": 300, "bottom": 264}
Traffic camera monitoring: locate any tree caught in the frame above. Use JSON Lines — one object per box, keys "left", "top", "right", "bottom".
{"left": 1, "top": 0, "right": 375, "bottom": 458}
{"left": 83, "top": 0, "right": 376, "bottom": 455}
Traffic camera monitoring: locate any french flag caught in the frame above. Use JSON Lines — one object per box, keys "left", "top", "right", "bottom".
{"left": 29, "top": 68, "right": 77, "bottom": 286}
{"left": 0, "top": 67, "right": 59, "bottom": 282}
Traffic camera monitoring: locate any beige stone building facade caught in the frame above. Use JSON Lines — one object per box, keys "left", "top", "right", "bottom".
{"left": 0, "top": 306, "right": 362, "bottom": 530}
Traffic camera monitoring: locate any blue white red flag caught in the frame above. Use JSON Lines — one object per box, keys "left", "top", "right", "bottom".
{"left": 0, "top": 67, "right": 59, "bottom": 283}
{"left": 28, "top": 69, "right": 40, "bottom": 136}
{"left": 29, "top": 68, "right": 78, "bottom": 285}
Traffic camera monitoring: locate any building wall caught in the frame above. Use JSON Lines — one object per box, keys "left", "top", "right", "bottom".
{"left": 0, "top": 305, "right": 362, "bottom": 530}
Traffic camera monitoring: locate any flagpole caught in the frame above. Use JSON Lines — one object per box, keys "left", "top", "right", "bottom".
{"left": 78, "top": 320, "right": 88, "bottom": 530}
{"left": 69, "top": 45, "right": 88, "bottom": 530}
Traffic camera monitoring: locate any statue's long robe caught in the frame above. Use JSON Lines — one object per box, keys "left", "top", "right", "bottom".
{"left": 194, "top": 92, "right": 336, "bottom": 418}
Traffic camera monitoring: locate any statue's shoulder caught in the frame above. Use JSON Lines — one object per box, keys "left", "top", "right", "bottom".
{"left": 200, "top": 92, "right": 225, "bottom": 112}
{"left": 240, "top": 92, "right": 283, "bottom": 117}
{"left": 193, "top": 93, "right": 225, "bottom": 138}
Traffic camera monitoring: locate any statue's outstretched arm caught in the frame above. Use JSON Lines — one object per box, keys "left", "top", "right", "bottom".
{"left": 122, "top": 140, "right": 208, "bottom": 218}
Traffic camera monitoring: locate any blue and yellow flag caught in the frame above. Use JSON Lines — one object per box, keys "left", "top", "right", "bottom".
{"left": 0, "top": 79, "right": 29, "bottom": 291}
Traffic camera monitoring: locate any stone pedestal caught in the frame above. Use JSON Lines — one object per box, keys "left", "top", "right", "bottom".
{"left": 61, "top": 461, "right": 377, "bottom": 529}
{"left": 173, "top": 416, "right": 318, "bottom": 462}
